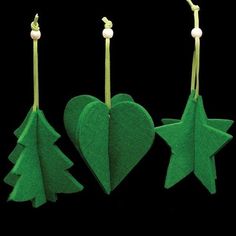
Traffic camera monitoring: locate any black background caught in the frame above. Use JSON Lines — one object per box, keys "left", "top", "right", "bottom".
{"left": 0, "top": 0, "right": 235, "bottom": 231}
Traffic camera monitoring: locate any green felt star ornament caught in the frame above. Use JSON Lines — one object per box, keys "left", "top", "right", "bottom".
{"left": 64, "top": 17, "right": 155, "bottom": 194}
{"left": 155, "top": 0, "right": 233, "bottom": 193}
{"left": 156, "top": 92, "right": 233, "bottom": 193}
{"left": 4, "top": 15, "right": 83, "bottom": 208}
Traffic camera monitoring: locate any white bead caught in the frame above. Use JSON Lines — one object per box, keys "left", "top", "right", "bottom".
{"left": 102, "top": 28, "right": 114, "bottom": 38}
{"left": 191, "top": 28, "right": 202, "bottom": 38}
{"left": 30, "top": 30, "right": 41, "bottom": 40}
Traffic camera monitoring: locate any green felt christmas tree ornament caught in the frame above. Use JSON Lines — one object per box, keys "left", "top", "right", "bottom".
{"left": 4, "top": 15, "right": 83, "bottom": 208}
{"left": 155, "top": 0, "right": 233, "bottom": 194}
{"left": 64, "top": 17, "right": 155, "bottom": 194}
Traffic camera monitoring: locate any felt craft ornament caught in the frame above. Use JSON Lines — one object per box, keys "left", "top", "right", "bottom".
{"left": 4, "top": 15, "right": 83, "bottom": 208}
{"left": 64, "top": 17, "right": 155, "bottom": 194}
{"left": 155, "top": 0, "right": 233, "bottom": 194}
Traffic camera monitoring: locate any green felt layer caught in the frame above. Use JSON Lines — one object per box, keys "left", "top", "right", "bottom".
{"left": 14, "top": 108, "right": 33, "bottom": 137}
{"left": 7, "top": 109, "right": 34, "bottom": 166}
{"left": 78, "top": 101, "right": 111, "bottom": 193}
{"left": 109, "top": 101, "right": 155, "bottom": 190}
{"left": 6, "top": 144, "right": 25, "bottom": 188}
{"left": 64, "top": 95, "right": 99, "bottom": 150}
{"left": 4, "top": 109, "right": 83, "bottom": 208}
{"left": 194, "top": 97, "right": 232, "bottom": 193}
{"left": 111, "top": 93, "right": 134, "bottom": 106}
{"left": 156, "top": 92, "right": 233, "bottom": 194}
{"left": 64, "top": 93, "right": 155, "bottom": 194}
{"left": 8, "top": 145, "right": 24, "bottom": 164}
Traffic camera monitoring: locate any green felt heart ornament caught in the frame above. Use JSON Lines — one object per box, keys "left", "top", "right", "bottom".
{"left": 64, "top": 94, "right": 155, "bottom": 194}
{"left": 64, "top": 18, "right": 155, "bottom": 193}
